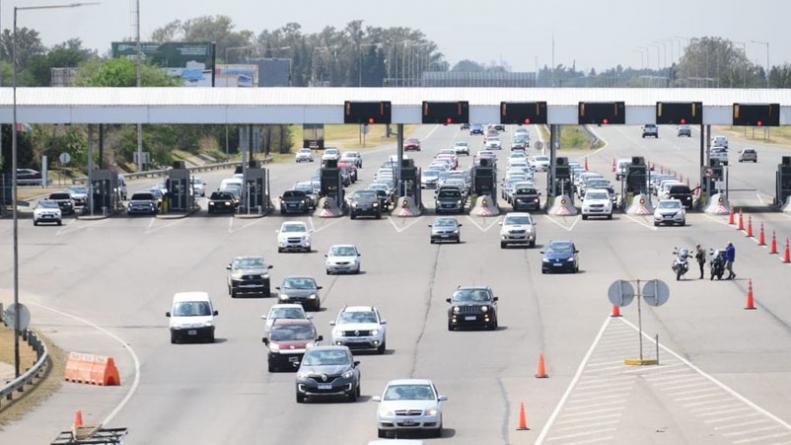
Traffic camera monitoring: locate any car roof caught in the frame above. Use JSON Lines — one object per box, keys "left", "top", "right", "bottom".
{"left": 173, "top": 292, "right": 211, "bottom": 303}
{"left": 233, "top": 255, "right": 264, "bottom": 261}
{"left": 385, "top": 379, "right": 434, "bottom": 386}
{"left": 282, "top": 221, "right": 307, "bottom": 226}
{"left": 343, "top": 306, "right": 376, "bottom": 312}
{"left": 585, "top": 188, "right": 611, "bottom": 194}
{"left": 456, "top": 286, "right": 491, "bottom": 292}
{"left": 330, "top": 244, "right": 356, "bottom": 249}
{"left": 272, "top": 318, "right": 312, "bottom": 326}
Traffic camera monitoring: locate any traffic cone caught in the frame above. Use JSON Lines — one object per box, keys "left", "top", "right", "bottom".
{"left": 610, "top": 305, "right": 621, "bottom": 317}
{"left": 746, "top": 216, "right": 753, "bottom": 238}
{"left": 73, "top": 409, "right": 83, "bottom": 429}
{"left": 758, "top": 223, "right": 766, "bottom": 246}
{"left": 516, "top": 402, "right": 529, "bottom": 431}
{"left": 770, "top": 231, "right": 778, "bottom": 254}
{"left": 738, "top": 209, "right": 744, "bottom": 231}
{"left": 784, "top": 239, "right": 791, "bottom": 263}
{"left": 584, "top": 157, "right": 589, "bottom": 171}
{"left": 535, "top": 353, "right": 548, "bottom": 378}
{"left": 728, "top": 207, "right": 735, "bottom": 225}
{"left": 745, "top": 279, "right": 756, "bottom": 310}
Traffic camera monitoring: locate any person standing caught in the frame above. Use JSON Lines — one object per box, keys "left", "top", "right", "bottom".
{"left": 695, "top": 244, "right": 706, "bottom": 279}
{"left": 725, "top": 242, "right": 736, "bottom": 280}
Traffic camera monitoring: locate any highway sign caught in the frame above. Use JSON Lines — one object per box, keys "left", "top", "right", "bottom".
{"left": 59, "top": 152, "right": 71, "bottom": 165}
{"left": 608, "top": 280, "right": 635, "bottom": 307}
{"left": 3, "top": 303, "right": 31, "bottom": 331}
{"left": 578, "top": 101, "right": 625, "bottom": 125}
{"left": 500, "top": 101, "right": 548, "bottom": 125}
{"left": 642, "top": 279, "right": 670, "bottom": 307}
{"left": 733, "top": 103, "right": 780, "bottom": 127}
{"left": 344, "top": 101, "right": 392, "bottom": 124}
{"left": 656, "top": 102, "right": 703, "bottom": 125}
{"left": 422, "top": 101, "right": 469, "bottom": 125}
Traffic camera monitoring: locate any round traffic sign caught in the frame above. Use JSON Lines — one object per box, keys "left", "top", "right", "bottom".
{"left": 4, "top": 303, "right": 31, "bottom": 331}
{"left": 642, "top": 279, "right": 670, "bottom": 307}
{"left": 535, "top": 141, "right": 544, "bottom": 150}
{"left": 59, "top": 152, "right": 71, "bottom": 165}
{"left": 607, "top": 280, "right": 635, "bottom": 307}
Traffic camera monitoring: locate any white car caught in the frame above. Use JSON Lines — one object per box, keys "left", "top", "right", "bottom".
{"left": 330, "top": 306, "right": 387, "bottom": 354}
{"left": 452, "top": 141, "right": 470, "bottom": 156}
{"left": 295, "top": 148, "right": 314, "bottom": 163}
{"left": 341, "top": 151, "right": 362, "bottom": 168}
{"left": 374, "top": 379, "right": 447, "bottom": 439}
{"left": 500, "top": 212, "right": 537, "bottom": 248}
{"left": 531, "top": 155, "right": 550, "bottom": 172}
{"left": 485, "top": 138, "right": 502, "bottom": 150}
{"left": 659, "top": 180, "right": 683, "bottom": 200}
{"left": 711, "top": 135, "right": 728, "bottom": 149}
{"left": 33, "top": 200, "right": 62, "bottom": 226}
{"left": 325, "top": 244, "right": 361, "bottom": 274}
{"left": 615, "top": 158, "right": 631, "bottom": 180}
{"left": 277, "top": 221, "right": 312, "bottom": 253}
{"left": 166, "top": 291, "right": 218, "bottom": 344}
{"left": 191, "top": 177, "right": 207, "bottom": 197}
{"left": 710, "top": 147, "right": 728, "bottom": 165}
{"left": 322, "top": 148, "right": 340, "bottom": 162}
{"left": 653, "top": 199, "right": 686, "bottom": 226}
{"left": 261, "top": 303, "right": 310, "bottom": 333}
{"left": 581, "top": 189, "right": 613, "bottom": 220}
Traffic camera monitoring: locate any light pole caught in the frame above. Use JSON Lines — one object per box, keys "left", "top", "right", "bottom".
{"left": 751, "top": 40, "right": 770, "bottom": 87}
{"left": 11, "top": 1, "right": 99, "bottom": 378}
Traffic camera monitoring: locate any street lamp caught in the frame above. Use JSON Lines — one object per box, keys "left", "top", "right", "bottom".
{"left": 10, "top": 1, "right": 99, "bottom": 378}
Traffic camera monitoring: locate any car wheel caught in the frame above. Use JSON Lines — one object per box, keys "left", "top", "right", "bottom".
{"left": 264, "top": 287, "right": 271, "bottom": 298}
{"left": 33, "top": 221, "right": 38, "bottom": 226}
{"left": 434, "top": 426, "right": 443, "bottom": 438}
{"left": 57, "top": 221, "right": 62, "bottom": 226}
{"left": 377, "top": 342, "right": 386, "bottom": 354}
{"left": 347, "top": 388, "right": 357, "bottom": 402}
{"left": 313, "top": 301, "right": 321, "bottom": 311}
{"left": 529, "top": 241, "right": 536, "bottom": 248}
{"left": 207, "top": 331, "right": 215, "bottom": 343}
{"left": 447, "top": 321, "right": 454, "bottom": 331}
{"left": 575, "top": 265, "right": 580, "bottom": 273}
{"left": 355, "top": 266, "right": 361, "bottom": 274}
{"left": 296, "top": 393, "right": 305, "bottom": 403}
{"left": 170, "top": 332, "right": 178, "bottom": 344}
{"left": 268, "top": 362, "right": 276, "bottom": 372}
{"left": 582, "top": 215, "right": 588, "bottom": 220}
{"left": 430, "top": 239, "right": 435, "bottom": 244}
{"left": 378, "top": 429, "right": 387, "bottom": 439}
{"left": 607, "top": 214, "right": 613, "bottom": 220}
{"left": 230, "top": 290, "right": 236, "bottom": 298}
{"left": 456, "top": 237, "right": 461, "bottom": 244}
{"left": 278, "top": 247, "right": 283, "bottom": 253}
{"left": 326, "top": 270, "right": 332, "bottom": 275}
{"left": 350, "top": 213, "right": 356, "bottom": 220}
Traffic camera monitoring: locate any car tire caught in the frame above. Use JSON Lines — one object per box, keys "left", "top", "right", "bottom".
{"left": 530, "top": 240, "right": 536, "bottom": 248}
{"left": 456, "top": 237, "right": 461, "bottom": 244}
{"left": 268, "top": 362, "right": 276, "bottom": 373}
{"left": 500, "top": 242, "right": 507, "bottom": 249}
{"left": 170, "top": 332, "right": 178, "bottom": 344}
{"left": 347, "top": 388, "right": 357, "bottom": 402}
{"left": 430, "top": 239, "right": 435, "bottom": 244}
{"left": 263, "top": 287, "right": 271, "bottom": 298}
{"left": 326, "top": 270, "right": 332, "bottom": 275}
{"left": 582, "top": 215, "right": 588, "bottom": 220}
{"left": 33, "top": 221, "right": 38, "bottom": 226}
{"left": 230, "top": 290, "right": 236, "bottom": 298}
{"left": 350, "top": 213, "right": 356, "bottom": 220}
{"left": 313, "top": 301, "right": 321, "bottom": 311}
{"left": 378, "top": 429, "right": 387, "bottom": 439}
{"left": 433, "top": 427, "right": 443, "bottom": 438}
{"left": 355, "top": 266, "right": 361, "bottom": 274}
{"left": 207, "top": 331, "right": 215, "bottom": 343}
{"left": 278, "top": 247, "right": 283, "bottom": 253}
{"left": 57, "top": 221, "right": 62, "bottom": 226}
{"left": 447, "top": 321, "right": 454, "bottom": 331}
{"left": 296, "top": 393, "right": 305, "bottom": 403}
{"left": 607, "top": 214, "right": 613, "bottom": 220}
{"left": 377, "top": 342, "right": 386, "bottom": 354}
{"left": 574, "top": 265, "right": 580, "bottom": 273}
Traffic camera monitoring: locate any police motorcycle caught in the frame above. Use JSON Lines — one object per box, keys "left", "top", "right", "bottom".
{"left": 709, "top": 249, "right": 726, "bottom": 280}
{"left": 672, "top": 247, "right": 690, "bottom": 281}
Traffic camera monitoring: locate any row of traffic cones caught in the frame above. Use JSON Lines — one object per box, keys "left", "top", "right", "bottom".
{"left": 729, "top": 207, "right": 791, "bottom": 263}
{"left": 515, "top": 353, "right": 550, "bottom": 431}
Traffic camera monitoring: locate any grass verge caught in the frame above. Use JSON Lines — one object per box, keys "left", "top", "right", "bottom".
{"left": 559, "top": 126, "right": 605, "bottom": 150}
{"left": 290, "top": 124, "right": 417, "bottom": 150}
{"left": 714, "top": 125, "right": 791, "bottom": 146}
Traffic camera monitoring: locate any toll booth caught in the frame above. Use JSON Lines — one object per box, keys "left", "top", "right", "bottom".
{"left": 472, "top": 158, "right": 497, "bottom": 198}
{"left": 399, "top": 159, "right": 422, "bottom": 208}
{"left": 0, "top": 173, "right": 9, "bottom": 211}
{"left": 702, "top": 159, "right": 725, "bottom": 197}
{"left": 625, "top": 156, "right": 648, "bottom": 195}
{"left": 91, "top": 169, "right": 120, "bottom": 214}
{"left": 166, "top": 161, "right": 193, "bottom": 212}
{"left": 776, "top": 156, "right": 791, "bottom": 206}
{"left": 241, "top": 160, "right": 270, "bottom": 213}
{"left": 552, "top": 157, "right": 573, "bottom": 198}
{"left": 320, "top": 159, "right": 344, "bottom": 208}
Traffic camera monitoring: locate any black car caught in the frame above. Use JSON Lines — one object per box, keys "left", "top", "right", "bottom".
{"left": 280, "top": 190, "right": 311, "bottom": 214}
{"left": 349, "top": 190, "right": 382, "bottom": 219}
{"left": 48, "top": 192, "right": 75, "bottom": 215}
{"left": 435, "top": 186, "right": 465, "bottom": 214}
{"left": 295, "top": 346, "right": 361, "bottom": 403}
{"left": 208, "top": 191, "right": 237, "bottom": 214}
{"left": 541, "top": 240, "right": 580, "bottom": 274}
{"left": 667, "top": 185, "right": 693, "bottom": 209}
{"left": 511, "top": 186, "right": 540, "bottom": 211}
{"left": 276, "top": 276, "right": 322, "bottom": 311}
{"left": 227, "top": 256, "right": 273, "bottom": 298}
{"left": 127, "top": 192, "right": 158, "bottom": 215}
{"left": 446, "top": 287, "right": 498, "bottom": 331}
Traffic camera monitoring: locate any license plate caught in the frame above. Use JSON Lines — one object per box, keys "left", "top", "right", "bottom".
{"left": 187, "top": 330, "right": 197, "bottom": 336}
{"left": 401, "top": 420, "right": 417, "bottom": 426}
{"left": 318, "top": 383, "right": 332, "bottom": 390}
{"left": 554, "top": 263, "right": 563, "bottom": 267}
{"left": 465, "top": 316, "right": 476, "bottom": 321}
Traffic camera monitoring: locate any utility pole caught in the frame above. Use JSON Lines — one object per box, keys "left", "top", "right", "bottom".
{"left": 134, "top": 0, "right": 143, "bottom": 172}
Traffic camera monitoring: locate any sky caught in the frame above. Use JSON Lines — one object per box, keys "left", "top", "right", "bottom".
{"left": 2, "top": 0, "right": 787, "bottom": 72}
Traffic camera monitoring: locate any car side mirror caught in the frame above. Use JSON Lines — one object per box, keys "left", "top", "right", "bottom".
{"left": 380, "top": 320, "right": 387, "bottom": 325}
{"left": 493, "top": 297, "right": 499, "bottom": 302}
{"left": 539, "top": 251, "right": 545, "bottom": 254}
{"left": 275, "top": 286, "right": 281, "bottom": 290}
{"left": 353, "top": 361, "right": 360, "bottom": 368}
{"left": 372, "top": 396, "right": 382, "bottom": 402}
{"left": 316, "top": 335, "right": 324, "bottom": 342}
{"left": 268, "top": 265, "right": 273, "bottom": 269}
{"left": 307, "top": 315, "right": 313, "bottom": 320}
{"left": 329, "top": 321, "right": 335, "bottom": 326}
{"left": 226, "top": 265, "right": 231, "bottom": 270}
{"left": 165, "top": 312, "right": 171, "bottom": 317}
{"left": 457, "top": 224, "right": 463, "bottom": 227}
{"left": 574, "top": 250, "right": 580, "bottom": 254}
{"left": 317, "top": 286, "right": 323, "bottom": 290}
{"left": 428, "top": 224, "right": 432, "bottom": 227}
{"left": 213, "top": 310, "right": 219, "bottom": 316}
{"left": 324, "top": 254, "right": 328, "bottom": 258}
{"left": 438, "top": 395, "right": 448, "bottom": 402}
{"left": 445, "top": 298, "right": 451, "bottom": 303}
{"left": 262, "top": 338, "right": 269, "bottom": 345}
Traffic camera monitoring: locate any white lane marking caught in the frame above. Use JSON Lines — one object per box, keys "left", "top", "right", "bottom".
{"left": 228, "top": 217, "right": 234, "bottom": 234}
{"left": 308, "top": 216, "right": 316, "bottom": 232}
{"left": 584, "top": 125, "right": 609, "bottom": 157}
{"left": 387, "top": 216, "right": 425, "bottom": 234}
{"left": 543, "top": 215, "right": 580, "bottom": 232}
{"left": 696, "top": 406, "right": 753, "bottom": 417}
{"left": 144, "top": 218, "right": 185, "bottom": 235}
{"left": 560, "top": 437, "right": 614, "bottom": 445}
{"left": 734, "top": 432, "right": 791, "bottom": 444}
{"left": 622, "top": 363, "right": 685, "bottom": 374}
{"left": 146, "top": 218, "right": 155, "bottom": 231}
{"left": 312, "top": 218, "right": 344, "bottom": 233}
{"left": 569, "top": 393, "right": 631, "bottom": 403}
{"left": 623, "top": 214, "right": 658, "bottom": 231}
{"left": 723, "top": 426, "right": 782, "bottom": 437}
{"left": 554, "top": 413, "right": 622, "bottom": 425}
{"left": 562, "top": 399, "right": 627, "bottom": 411}
{"left": 705, "top": 413, "right": 762, "bottom": 424}
{"left": 674, "top": 391, "right": 726, "bottom": 402}
{"left": 585, "top": 360, "right": 623, "bottom": 367}
{"left": 619, "top": 317, "right": 791, "bottom": 433}
{"left": 422, "top": 124, "right": 440, "bottom": 141}
{"left": 715, "top": 419, "right": 772, "bottom": 431}
{"left": 535, "top": 316, "right": 612, "bottom": 445}
{"left": 29, "top": 302, "right": 140, "bottom": 427}
{"left": 546, "top": 427, "right": 616, "bottom": 441}
{"left": 553, "top": 419, "right": 621, "bottom": 433}
{"left": 56, "top": 218, "right": 111, "bottom": 237}
{"left": 684, "top": 398, "right": 736, "bottom": 409}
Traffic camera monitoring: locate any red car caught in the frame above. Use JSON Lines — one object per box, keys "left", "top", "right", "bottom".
{"left": 337, "top": 161, "right": 358, "bottom": 183}
{"left": 404, "top": 138, "right": 421, "bottom": 151}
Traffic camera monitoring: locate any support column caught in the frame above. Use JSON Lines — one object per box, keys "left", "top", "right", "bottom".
{"left": 87, "top": 124, "right": 94, "bottom": 216}
{"left": 397, "top": 124, "right": 404, "bottom": 196}
{"left": 98, "top": 124, "right": 104, "bottom": 169}
{"left": 548, "top": 125, "right": 559, "bottom": 201}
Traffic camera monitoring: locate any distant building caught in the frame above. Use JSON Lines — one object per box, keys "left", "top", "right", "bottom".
{"left": 248, "top": 58, "right": 291, "bottom": 87}
{"left": 50, "top": 67, "right": 79, "bottom": 87}
{"left": 420, "top": 71, "right": 537, "bottom": 88}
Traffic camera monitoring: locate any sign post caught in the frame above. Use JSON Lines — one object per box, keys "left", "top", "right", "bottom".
{"left": 607, "top": 278, "right": 669, "bottom": 366}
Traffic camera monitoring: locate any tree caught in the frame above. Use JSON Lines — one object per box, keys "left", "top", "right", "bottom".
{"left": 676, "top": 37, "right": 764, "bottom": 88}
{"left": 27, "top": 38, "right": 95, "bottom": 86}
{"left": 0, "top": 27, "right": 46, "bottom": 70}
{"left": 74, "top": 57, "right": 178, "bottom": 87}
{"left": 452, "top": 60, "right": 485, "bottom": 72}
{"left": 150, "top": 15, "right": 254, "bottom": 60}
{"left": 770, "top": 64, "right": 791, "bottom": 88}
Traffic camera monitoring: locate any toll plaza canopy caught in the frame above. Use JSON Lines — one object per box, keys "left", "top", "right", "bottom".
{"left": 1, "top": 87, "right": 790, "bottom": 125}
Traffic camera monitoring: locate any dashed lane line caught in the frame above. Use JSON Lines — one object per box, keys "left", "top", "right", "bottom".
{"left": 543, "top": 215, "right": 581, "bottom": 232}
{"left": 387, "top": 216, "right": 425, "bottom": 233}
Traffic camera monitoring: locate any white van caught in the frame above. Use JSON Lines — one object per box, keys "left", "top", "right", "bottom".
{"left": 166, "top": 292, "right": 218, "bottom": 344}
{"left": 711, "top": 135, "right": 728, "bottom": 149}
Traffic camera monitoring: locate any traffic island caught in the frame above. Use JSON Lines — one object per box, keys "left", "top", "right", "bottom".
{"left": 783, "top": 197, "right": 791, "bottom": 214}
{"left": 470, "top": 195, "right": 499, "bottom": 217}
{"left": 705, "top": 193, "right": 730, "bottom": 215}
{"left": 315, "top": 198, "right": 344, "bottom": 218}
{"left": 394, "top": 196, "right": 421, "bottom": 217}
{"left": 626, "top": 194, "right": 654, "bottom": 216}
{"left": 547, "top": 195, "right": 577, "bottom": 216}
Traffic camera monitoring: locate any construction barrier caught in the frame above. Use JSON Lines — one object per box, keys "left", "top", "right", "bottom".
{"left": 705, "top": 193, "right": 730, "bottom": 215}
{"left": 626, "top": 194, "right": 654, "bottom": 216}
{"left": 548, "top": 195, "right": 577, "bottom": 216}
{"left": 470, "top": 194, "right": 499, "bottom": 217}
{"left": 394, "top": 196, "right": 420, "bottom": 217}
{"left": 315, "top": 197, "right": 344, "bottom": 218}
{"left": 64, "top": 352, "right": 120, "bottom": 386}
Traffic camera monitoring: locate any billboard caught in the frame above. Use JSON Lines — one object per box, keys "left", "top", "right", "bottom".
{"left": 249, "top": 58, "right": 291, "bottom": 86}
{"left": 215, "top": 64, "right": 259, "bottom": 88}
{"left": 111, "top": 42, "right": 215, "bottom": 86}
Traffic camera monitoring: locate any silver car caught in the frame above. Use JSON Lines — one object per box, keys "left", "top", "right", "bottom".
{"left": 325, "top": 244, "right": 361, "bottom": 274}
{"left": 374, "top": 379, "right": 447, "bottom": 439}
{"left": 429, "top": 217, "right": 462, "bottom": 244}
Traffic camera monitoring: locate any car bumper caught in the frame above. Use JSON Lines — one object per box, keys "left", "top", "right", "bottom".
{"left": 378, "top": 415, "right": 441, "bottom": 431}
{"left": 269, "top": 352, "right": 304, "bottom": 369}
{"left": 582, "top": 208, "right": 612, "bottom": 216}
{"left": 34, "top": 214, "right": 61, "bottom": 223}
{"left": 332, "top": 336, "right": 383, "bottom": 351}
{"left": 280, "top": 241, "right": 310, "bottom": 251}
{"left": 542, "top": 261, "right": 576, "bottom": 272}
{"left": 351, "top": 207, "right": 380, "bottom": 216}
{"left": 230, "top": 280, "right": 269, "bottom": 295}
{"left": 512, "top": 200, "right": 540, "bottom": 211}
{"left": 501, "top": 233, "right": 535, "bottom": 244}
{"left": 654, "top": 215, "right": 685, "bottom": 225}
{"left": 435, "top": 204, "right": 463, "bottom": 213}
{"left": 326, "top": 263, "right": 359, "bottom": 273}
{"left": 431, "top": 233, "right": 460, "bottom": 243}
{"left": 449, "top": 312, "right": 494, "bottom": 328}
{"left": 127, "top": 207, "right": 157, "bottom": 215}
{"left": 171, "top": 326, "right": 213, "bottom": 339}
{"left": 296, "top": 378, "right": 355, "bottom": 397}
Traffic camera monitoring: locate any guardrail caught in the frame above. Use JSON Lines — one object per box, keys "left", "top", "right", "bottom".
{"left": 0, "top": 309, "right": 50, "bottom": 409}
{"left": 70, "top": 156, "right": 273, "bottom": 184}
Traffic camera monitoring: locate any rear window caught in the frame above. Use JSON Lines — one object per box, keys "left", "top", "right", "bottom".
{"left": 131, "top": 193, "right": 154, "bottom": 200}
{"left": 669, "top": 186, "right": 691, "bottom": 194}
{"left": 49, "top": 193, "right": 71, "bottom": 199}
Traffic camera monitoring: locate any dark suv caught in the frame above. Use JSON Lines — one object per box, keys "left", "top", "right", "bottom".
{"left": 511, "top": 186, "right": 540, "bottom": 211}
{"left": 435, "top": 186, "right": 465, "bottom": 214}
{"left": 263, "top": 319, "right": 322, "bottom": 372}
{"left": 208, "top": 191, "right": 237, "bottom": 214}
{"left": 280, "top": 190, "right": 311, "bottom": 214}
{"left": 349, "top": 190, "right": 382, "bottom": 219}
{"left": 226, "top": 256, "right": 273, "bottom": 298}
{"left": 48, "top": 192, "right": 75, "bottom": 215}
{"left": 667, "top": 185, "right": 693, "bottom": 209}
{"left": 295, "top": 346, "right": 361, "bottom": 403}
{"left": 446, "top": 287, "right": 499, "bottom": 330}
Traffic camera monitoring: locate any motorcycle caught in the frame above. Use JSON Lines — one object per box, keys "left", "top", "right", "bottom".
{"left": 672, "top": 247, "right": 690, "bottom": 281}
{"left": 710, "top": 249, "right": 726, "bottom": 280}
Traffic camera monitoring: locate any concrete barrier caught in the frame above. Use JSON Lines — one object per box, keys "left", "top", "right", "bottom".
{"left": 315, "top": 197, "right": 344, "bottom": 218}
{"left": 705, "top": 193, "right": 730, "bottom": 215}
{"left": 782, "top": 196, "right": 791, "bottom": 214}
{"left": 548, "top": 195, "right": 577, "bottom": 216}
{"left": 394, "top": 196, "right": 420, "bottom": 217}
{"left": 470, "top": 194, "right": 499, "bottom": 217}
{"left": 626, "top": 194, "right": 654, "bottom": 216}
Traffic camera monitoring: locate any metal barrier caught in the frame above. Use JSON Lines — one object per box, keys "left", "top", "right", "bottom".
{"left": 0, "top": 311, "right": 50, "bottom": 409}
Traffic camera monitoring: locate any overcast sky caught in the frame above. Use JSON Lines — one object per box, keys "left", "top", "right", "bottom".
{"left": 3, "top": 0, "right": 787, "bottom": 72}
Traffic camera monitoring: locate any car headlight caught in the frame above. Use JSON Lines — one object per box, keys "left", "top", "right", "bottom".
{"left": 203, "top": 321, "right": 214, "bottom": 327}
{"left": 224, "top": 202, "right": 230, "bottom": 206}
{"left": 425, "top": 408, "right": 438, "bottom": 417}
{"left": 373, "top": 203, "right": 379, "bottom": 207}
{"left": 279, "top": 294, "right": 289, "bottom": 300}
{"left": 342, "top": 370, "right": 355, "bottom": 379}
{"left": 453, "top": 230, "right": 459, "bottom": 234}
{"left": 381, "top": 409, "right": 395, "bottom": 417}
{"left": 567, "top": 257, "right": 575, "bottom": 262}
{"left": 453, "top": 306, "right": 460, "bottom": 314}
{"left": 457, "top": 200, "right": 462, "bottom": 205}
{"left": 269, "top": 343, "right": 280, "bottom": 352}
{"left": 297, "top": 371, "right": 311, "bottom": 379}
{"left": 306, "top": 342, "right": 316, "bottom": 349}
{"left": 307, "top": 294, "right": 317, "bottom": 300}
{"left": 371, "top": 329, "right": 380, "bottom": 336}
{"left": 261, "top": 274, "right": 269, "bottom": 280}
{"left": 481, "top": 305, "right": 489, "bottom": 313}
{"left": 209, "top": 201, "right": 215, "bottom": 206}
{"left": 352, "top": 203, "right": 358, "bottom": 208}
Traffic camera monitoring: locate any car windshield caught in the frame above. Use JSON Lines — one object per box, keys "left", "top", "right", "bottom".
{"left": 534, "top": 156, "right": 549, "bottom": 162}
{"left": 659, "top": 201, "right": 682, "bottom": 209}
{"left": 353, "top": 191, "right": 377, "bottom": 200}
{"left": 299, "top": 149, "right": 311, "bottom": 153}
{"left": 232, "top": 257, "right": 265, "bottom": 269}
{"left": 455, "top": 142, "right": 468, "bottom": 147}
{"left": 369, "top": 184, "right": 387, "bottom": 191}
{"left": 438, "top": 190, "right": 461, "bottom": 199}
{"left": 37, "top": 200, "right": 59, "bottom": 209}
{"left": 586, "top": 192, "right": 610, "bottom": 200}
{"left": 282, "top": 224, "right": 307, "bottom": 233}
{"left": 270, "top": 324, "right": 314, "bottom": 341}
{"left": 669, "top": 186, "right": 691, "bottom": 194}
{"left": 68, "top": 186, "right": 87, "bottom": 193}
{"left": 505, "top": 215, "right": 532, "bottom": 225}
{"left": 131, "top": 193, "right": 154, "bottom": 201}
{"left": 172, "top": 301, "right": 211, "bottom": 317}
{"left": 269, "top": 307, "right": 304, "bottom": 320}
{"left": 406, "top": 139, "right": 419, "bottom": 144}
{"left": 302, "top": 349, "right": 350, "bottom": 366}
{"left": 325, "top": 149, "right": 338, "bottom": 154}
{"left": 434, "top": 218, "right": 457, "bottom": 227}
{"left": 339, "top": 311, "right": 377, "bottom": 324}
{"left": 294, "top": 183, "right": 312, "bottom": 193}
{"left": 330, "top": 246, "right": 357, "bottom": 256}
{"left": 515, "top": 188, "right": 536, "bottom": 195}
{"left": 210, "top": 192, "right": 233, "bottom": 200}
{"left": 384, "top": 384, "right": 435, "bottom": 401}
{"left": 50, "top": 193, "right": 71, "bottom": 200}
{"left": 423, "top": 170, "right": 439, "bottom": 178}
{"left": 282, "top": 191, "right": 305, "bottom": 198}
{"left": 548, "top": 242, "right": 574, "bottom": 253}
{"left": 283, "top": 277, "right": 316, "bottom": 290}
{"left": 452, "top": 288, "right": 492, "bottom": 303}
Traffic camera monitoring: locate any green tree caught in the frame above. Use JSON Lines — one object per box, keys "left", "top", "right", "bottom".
{"left": 0, "top": 27, "right": 45, "bottom": 70}
{"left": 26, "top": 38, "right": 95, "bottom": 86}
{"left": 769, "top": 64, "right": 791, "bottom": 88}
{"left": 151, "top": 15, "right": 254, "bottom": 60}
{"left": 676, "top": 37, "right": 764, "bottom": 88}
{"left": 74, "top": 57, "right": 178, "bottom": 87}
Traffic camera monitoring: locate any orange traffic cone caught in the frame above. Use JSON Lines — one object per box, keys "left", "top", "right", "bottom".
{"left": 535, "top": 353, "right": 548, "bottom": 378}
{"left": 758, "top": 223, "right": 766, "bottom": 246}
{"left": 610, "top": 305, "right": 621, "bottom": 317}
{"left": 737, "top": 209, "right": 744, "bottom": 230}
{"left": 728, "top": 207, "right": 735, "bottom": 225}
{"left": 784, "top": 239, "right": 791, "bottom": 263}
{"left": 516, "top": 402, "right": 529, "bottom": 431}
{"left": 745, "top": 279, "right": 756, "bottom": 310}
{"left": 73, "top": 409, "right": 83, "bottom": 429}
{"left": 746, "top": 216, "right": 753, "bottom": 238}
{"left": 770, "top": 231, "right": 778, "bottom": 254}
